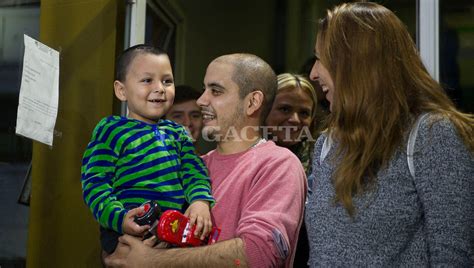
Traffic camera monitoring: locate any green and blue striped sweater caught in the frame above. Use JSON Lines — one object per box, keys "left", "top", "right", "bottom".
{"left": 81, "top": 116, "right": 214, "bottom": 233}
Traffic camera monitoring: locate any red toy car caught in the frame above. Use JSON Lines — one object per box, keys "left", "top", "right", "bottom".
{"left": 134, "top": 201, "right": 221, "bottom": 247}
{"left": 155, "top": 210, "right": 221, "bottom": 247}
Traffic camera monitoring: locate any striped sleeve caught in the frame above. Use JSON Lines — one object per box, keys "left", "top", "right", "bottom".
{"left": 175, "top": 125, "right": 214, "bottom": 206}
{"left": 81, "top": 117, "right": 126, "bottom": 233}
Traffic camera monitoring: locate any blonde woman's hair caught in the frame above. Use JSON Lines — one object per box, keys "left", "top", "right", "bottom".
{"left": 317, "top": 2, "right": 474, "bottom": 216}
{"left": 277, "top": 73, "right": 318, "bottom": 120}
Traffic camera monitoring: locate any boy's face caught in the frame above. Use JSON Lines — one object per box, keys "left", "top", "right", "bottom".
{"left": 114, "top": 53, "right": 175, "bottom": 124}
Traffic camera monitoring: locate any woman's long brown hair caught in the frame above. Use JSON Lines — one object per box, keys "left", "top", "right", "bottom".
{"left": 318, "top": 2, "right": 473, "bottom": 216}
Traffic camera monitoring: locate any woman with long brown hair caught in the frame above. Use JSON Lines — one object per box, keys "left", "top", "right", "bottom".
{"left": 306, "top": 2, "right": 473, "bottom": 266}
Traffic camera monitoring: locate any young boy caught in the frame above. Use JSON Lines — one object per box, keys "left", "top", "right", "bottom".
{"left": 81, "top": 45, "right": 214, "bottom": 254}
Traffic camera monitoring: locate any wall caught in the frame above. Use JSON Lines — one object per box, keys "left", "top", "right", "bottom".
{"left": 27, "top": 0, "right": 123, "bottom": 266}
{"left": 175, "top": 0, "right": 278, "bottom": 88}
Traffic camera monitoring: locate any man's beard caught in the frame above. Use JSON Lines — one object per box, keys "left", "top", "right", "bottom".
{"left": 202, "top": 103, "right": 245, "bottom": 142}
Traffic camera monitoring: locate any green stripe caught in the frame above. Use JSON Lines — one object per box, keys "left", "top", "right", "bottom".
{"left": 115, "top": 164, "right": 178, "bottom": 186}
{"left": 157, "top": 201, "right": 182, "bottom": 210}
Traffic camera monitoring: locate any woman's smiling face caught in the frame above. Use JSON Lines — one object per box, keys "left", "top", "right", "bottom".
{"left": 310, "top": 40, "right": 335, "bottom": 112}
{"left": 265, "top": 87, "right": 314, "bottom": 147}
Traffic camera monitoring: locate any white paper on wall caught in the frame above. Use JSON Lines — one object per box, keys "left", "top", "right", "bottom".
{"left": 16, "top": 34, "right": 59, "bottom": 146}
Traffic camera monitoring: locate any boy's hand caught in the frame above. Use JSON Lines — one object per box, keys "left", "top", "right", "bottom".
{"left": 122, "top": 207, "right": 150, "bottom": 237}
{"left": 184, "top": 200, "right": 212, "bottom": 240}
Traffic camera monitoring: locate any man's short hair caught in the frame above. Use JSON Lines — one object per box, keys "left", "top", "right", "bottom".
{"left": 215, "top": 54, "right": 277, "bottom": 124}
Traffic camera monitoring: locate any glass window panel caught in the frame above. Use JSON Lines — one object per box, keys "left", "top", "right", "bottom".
{"left": 145, "top": 2, "right": 177, "bottom": 69}
{"left": 439, "top": 0, "right": 474, "bottom": 112}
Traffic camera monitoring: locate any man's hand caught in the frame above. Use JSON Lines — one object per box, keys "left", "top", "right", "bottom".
{"left": 104, "top": 234, "right": 160, "bottom": 268}
{"left": 122, "top": 207, "right": 150, "bottom": 236}
{"left": 184, "top": 200, "right": 212, "bottom": 240}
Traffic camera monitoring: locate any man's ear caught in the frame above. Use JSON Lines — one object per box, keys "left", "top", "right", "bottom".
{"left": 246, "top": 90, "right": 264, "bottom": 116}
{"left": 114, "top": 80, "right": 127, "bottom": 101}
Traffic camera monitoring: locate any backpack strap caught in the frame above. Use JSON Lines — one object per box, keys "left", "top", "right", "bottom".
{"left": 407, "top": 113, "right": 430, "bottom": 178}
{"left": 320, "top": 134, "right": 332, "bottom": 163}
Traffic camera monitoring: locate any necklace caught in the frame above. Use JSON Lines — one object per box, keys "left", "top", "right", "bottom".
{"left": 250, "top": 138, "right": 266, "bottom": 149}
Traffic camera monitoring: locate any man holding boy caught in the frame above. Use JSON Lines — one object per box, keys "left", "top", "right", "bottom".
{"left": 105, "top": 53, "right": 307, "bottom": 267}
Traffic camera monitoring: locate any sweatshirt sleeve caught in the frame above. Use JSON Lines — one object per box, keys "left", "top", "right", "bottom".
{"left": 177, "top": 126, "right": 214, "bottom": 206}
{"left": 237, "top": 152, "right": 307, "bottom": 267}
{"left": 413, "top": 117, "right": 474, "bottom": 266}
{"left": 81, "top": 118, "right": 127, "bottom": 233}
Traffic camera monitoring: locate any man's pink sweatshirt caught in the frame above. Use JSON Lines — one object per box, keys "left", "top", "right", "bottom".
{"left": 203, "top": 141, "right": 307, "bottom": 267}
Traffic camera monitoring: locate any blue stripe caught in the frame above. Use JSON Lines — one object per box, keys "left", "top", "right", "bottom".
{"left": 117, "top": 210, "right": 126, "bottom": 233}
{"left": 94, "top": 122, "right": 106, "bottom": 139}
{"left": 119, "top": 128, "right": 153, "bottom": 149}
{"left": 110, "top": 125, "right": 140, "bottom": 150}
{"left": 179, "top": 137, "right": 194, "bottom": 147}
{"left": 188, "top": 184, "right": 211, "bottom": 196}
{"left": 101, "top": 119, "right": 128, "bottom": 142}
{"left": 118, "top": 168, "right": 180, "bottom": 188}
{"left": 87, "top": 160, "right": 115, "bottom": 169}
{"left": 81, "top": 156, "right": 92, "bottom": 167}
{"left": 107, "top": 206, "right": 121, "bottom": 230}
{"left": 121, "top": 202, "right": 176, "bottom": 212}
{"left": 121, "top": 198, "right": 183, "bottom": 208}
{"left": 89, "top": 148, "right": 116, "bottom": 157}
{"left": 85, "top": 140, "right": 102, "bottom": 151}
{"left": 189, "top": 194, "right": 212, "bottom": 200}
{"left": 118, "top": 157, "right": 178, "bottom": 178}
{"left": 117, "top": 189, "right": 183, "bottom": 199}
{"left": 91, "top": 190, "right": 113, "bottom": 217}
{"left": 82, "top": 177, "right": 112, "bottom": 200}
{"left": 181, "top": 156, "right": 205, "bottom": 168}
{"left": 87, "top": 140, "right": 102, "bottom": 148}
{"left": 159, "top": 120, "right": 182, "bottom": 132}
{"left": 181, "top": 172, "right": 207, "bottom": 181}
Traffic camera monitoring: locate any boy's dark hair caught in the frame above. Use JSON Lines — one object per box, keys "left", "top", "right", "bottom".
{"left": 115, "top": 44, "right": 167, "bottom": 82}
{"left": 174, "top": 85, "right": 202, "bottom": 104}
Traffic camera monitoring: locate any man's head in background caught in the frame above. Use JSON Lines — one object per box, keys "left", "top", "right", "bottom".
{"left": 165, "top": 85, "right": 203, "bottom": 142}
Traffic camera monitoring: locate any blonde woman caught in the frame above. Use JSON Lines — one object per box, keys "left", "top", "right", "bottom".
{"left": 265, "top": 73, "right": 319, "bottom": 175}
{"left": 306, "top": 2, "right": 473, "bottom": 266}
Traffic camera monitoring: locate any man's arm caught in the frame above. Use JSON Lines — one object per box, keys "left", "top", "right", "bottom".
{"left": 104, "top": 234, "right": 248, "bottom": 267}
